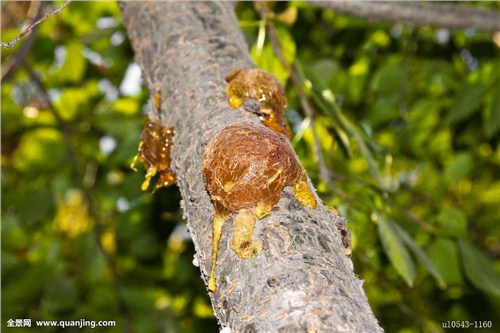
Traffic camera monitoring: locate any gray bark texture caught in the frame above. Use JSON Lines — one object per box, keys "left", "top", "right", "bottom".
{"left": 310, "top": 1, "right": 500, "bottom": 33}
{"left": 121, "top": 2, "right": 382, "bottom": 332}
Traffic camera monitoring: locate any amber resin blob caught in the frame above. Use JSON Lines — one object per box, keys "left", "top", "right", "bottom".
{"left": 131, "top": 121, "right": 175, "bottom": 192}
{"left": 203, "top": 122, "right": 317, "bottom": 291}
{"left": 226, "top": 68, "right": 291, "bottom": 138}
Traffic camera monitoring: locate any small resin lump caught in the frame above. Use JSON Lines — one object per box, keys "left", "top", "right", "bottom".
{"left": 203, "top": 122, "right": 317, "bottom": 291}
{"left": 226, "top": 68, "right": 292, "bottom": 138}
{"left": 131, "top": 121, "right": 175, "bottom": 192}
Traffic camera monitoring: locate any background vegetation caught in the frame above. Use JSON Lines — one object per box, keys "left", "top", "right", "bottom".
{"left": 2, "top": 1, "right": 499, "bottom": 332}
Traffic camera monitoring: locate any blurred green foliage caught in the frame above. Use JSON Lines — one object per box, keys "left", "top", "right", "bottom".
{"left": 2, "top": 1, "right": 499, "bottom": 332}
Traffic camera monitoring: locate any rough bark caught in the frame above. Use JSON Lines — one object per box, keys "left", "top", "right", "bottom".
{"left": 310, "top": 1, "right": 500, "bottom": 33}
{"left": 121, "top": 2, "right": 382, "bottom": 332}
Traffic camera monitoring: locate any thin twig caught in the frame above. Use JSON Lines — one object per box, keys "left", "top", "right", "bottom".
{"left": 264, "top": 19, "right": 335, "bottom": 188}
{"left": 1, "top": 0, "right": 71, "bottom": 49}
{"left": 309, "top": 1, "right": 500, "bottom": 33}
{"left": 1, "top": 3, "right": 44, "bottom": 82}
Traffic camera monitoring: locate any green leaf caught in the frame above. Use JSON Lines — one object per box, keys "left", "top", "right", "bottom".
{"left": 1, "top": 214, "right": 30, "bottom": 251}
{"left": 55, "top": 81, "right": 101, "bottom": 120}
{"left": 311, "top": 59, "right": 339, "bottom": 82}
{"left": 13, "top": 128, "right": 64, "bottom": 173}
{"left": 332, "top": 106, "right": 384, "bottom": 188}
{"left": 57, "top": 41, "right": 87, "bottom": 83}
{"left": 302, "top": 64, "right": 353, "bottom": 156}
{"left": 130, "top": 233, "right": 161, "bottom": 259}
{"left": 482, "top": 90, "right": 500, "bottom": 138}
{"left": 370, "top": 61, "right": 404, "bottom": 93}
{"left": 43, "top": 275, "right": 78, "bottom": 312}
{"left": 112, "top": 98, "right": 140, "bottom": 116}
{"left": 458, "top": 239, "right": 500, "bottom": 296}
{"left": 193, "top": 296, "right": 215, "bottom": 318}
{"left": 347, "top": 57, "right": 369, "bottom": 103}
{"left": 2, "top": 263, "right": 52, "bottom": 304}
{"left": 428, "top": 239, "right": 463, "bottom": 285}
{"left": 251, "top": 43, "right": 288, "bottom": 85}
{"left": 352, "top": 124, "right": 388, "bottom": 190}
{"left": 392, "top": 223, "right": 446, "bottom": 288}
{"left": 371, "top": 95, "right": 399, "bottom": 125}
{"left": 436, "top": 207, "right": 468, "bottom": 238}
{"left": 303, "top": 64, "right": 328, "bottom": 91}
{"left": 250, "top": 26, "right": 296, "bottom": 85}
{"left": 443, "top": 152, "right": 473, "bottom": 184}
{"left": 16, "top": 187, "right": 53, "bottom": 224}
{"left": 122, "top": 287, "right": 157, "bottom": 311}
{"left": 377, "top": 215, "right": 416, "bottom": 286}
{"left": 301, "top": 61, "right": 388, "bottom": 190}
{"left": 446, "top": 84, "right": 487, "bottom": 124}
{"left": 275, "top": 26, "right": 296, "bottom": 66}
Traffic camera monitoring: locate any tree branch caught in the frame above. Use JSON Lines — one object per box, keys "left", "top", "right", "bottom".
{"left": 309, "top": 1, "right": 500, "bottom": 33}
{"left": 121, "top": 2, "right": 381, "bottom": 332}
{"left": 1, "top": 0, "right": 71, "bottom": 49}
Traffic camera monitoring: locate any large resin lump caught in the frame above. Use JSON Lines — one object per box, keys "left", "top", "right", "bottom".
{"left": 226, "top": 68, "right": 291, "bottom": 138}
{"left": 131, "top": 121, "right": 175, "bottom": 192}
{"left": 203, "top": 122, "right": 317, "bottom": 291}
